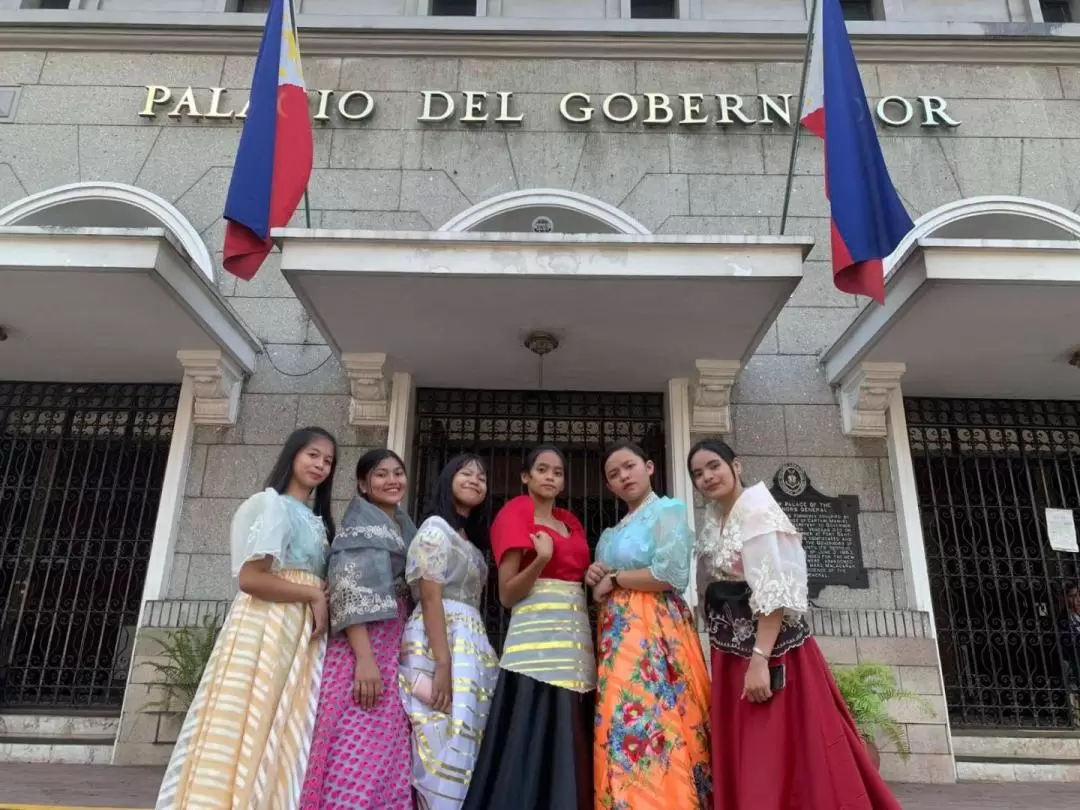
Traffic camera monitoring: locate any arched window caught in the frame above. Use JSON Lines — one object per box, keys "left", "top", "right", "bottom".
{"left": 0, "top": 181, "right": 215, "bottom": 283}
{"left": 886, "top": 195, "right": 1080, "bottom": 274}
{"left": 439, "top": 188, "right": 651, "bottom": 235}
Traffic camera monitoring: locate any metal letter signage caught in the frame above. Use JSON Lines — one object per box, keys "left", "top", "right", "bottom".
{"left": 769, "top": 463, "right": 869, "bottom": 599}
{"left": 137, "top": 86, "right": 961, "bottom": 130}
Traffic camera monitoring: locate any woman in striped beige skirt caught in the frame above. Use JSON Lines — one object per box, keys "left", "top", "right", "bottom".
{"left": 154, "top": 426, "right": 338, "bottom": 810}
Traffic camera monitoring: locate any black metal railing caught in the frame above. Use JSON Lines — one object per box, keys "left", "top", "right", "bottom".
{"left": 0, "top": 382, "right": 178, "bottom": 709}
{"left": 907, "top": 397, "right": 1080, "bottom": 730}
{"left": 410, "top": 388, "right": 667, "bottom": 653}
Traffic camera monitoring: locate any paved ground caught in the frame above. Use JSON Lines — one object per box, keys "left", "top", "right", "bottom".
{"left": 0, "top": 763, "right": 1078, "bottom": 808}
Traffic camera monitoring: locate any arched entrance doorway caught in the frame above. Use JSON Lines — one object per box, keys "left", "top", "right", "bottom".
{"left": 0, "top": 183, "right": 256, "bottom": 711}
{"left": 421, "top": 191, "right": 657, "bottom": 649}
{"left": 825, "top": 196, "right": 1080, "bottom": 732}
{"left": 275, "top": 189, "right": 807, "bottom": 648}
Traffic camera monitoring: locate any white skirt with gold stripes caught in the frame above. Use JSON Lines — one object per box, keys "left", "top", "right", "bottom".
{"left": 155, "top": 569, "right": 326, "bottom": 810}
{"left": 398, "top": 598, "right": 498, "bottom": 810}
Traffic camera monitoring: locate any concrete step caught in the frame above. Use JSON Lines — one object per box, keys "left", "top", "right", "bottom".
{"left": 953, "top": 731, "right": 1080, "bottom": 783}
{"left": 0, "top": 713, "right": 117, "bottom": 764}
{"left": 0, "top": 738, "right": 114, "bottom": 764}
{"left": 952, "top": 732, "right": 1080, "bottom": 762}
{"left": 0, "top": 712, "right": 118, "bottom": 740}
{"left": 956, "top": 759, "right": 1080, "bottom": 783}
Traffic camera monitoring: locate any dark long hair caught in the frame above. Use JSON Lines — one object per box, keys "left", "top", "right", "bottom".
{"left": 355, "top": 448, "right": 407, "bottom": 501}
{"left": 264, "top": 426, "right": 338, "bottom": 538}
{"left": 686, "top": 437, "right": 746, "bottom": 487}
{"left": 427, "top": 453, "right": 490, "bottom": 549}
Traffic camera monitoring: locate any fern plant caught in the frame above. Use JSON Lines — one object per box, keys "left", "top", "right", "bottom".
{"left": 145, "top": 614, "right": 222, "bottom": 714}
{"left": 830, "top": 662, "right": 934, "bottom": 761}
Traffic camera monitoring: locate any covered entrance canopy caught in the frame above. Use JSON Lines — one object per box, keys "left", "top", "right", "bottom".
{"left": 0, "top": 183, "right": 260, "bottom": 392}
{"left": 823, "top": 197, "right": 1080, "bottom": 423}
{"left": 276, "top": 228, "right": 811, "bottom": 393}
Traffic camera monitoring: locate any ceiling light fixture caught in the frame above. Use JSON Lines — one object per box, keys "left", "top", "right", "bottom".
{"left": 524, "top": 330, "right": 559, "bottom": 389}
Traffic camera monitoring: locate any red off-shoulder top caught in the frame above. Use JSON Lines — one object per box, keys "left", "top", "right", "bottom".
{"left": 490, "top": 494, "right": 590, "bottom": 582}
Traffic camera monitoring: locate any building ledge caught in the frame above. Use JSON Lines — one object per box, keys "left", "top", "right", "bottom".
{"left": 4, "top": 14, "right": 1080, "bottom": 63}
{"left": 0, "top": 225, "right": 260, "bottom": 383}
{"left": 275, "top": 228, "right": 809, "bottom": 392}
{"left": 822, "top": 237, "right": 1080, "bottom": 401}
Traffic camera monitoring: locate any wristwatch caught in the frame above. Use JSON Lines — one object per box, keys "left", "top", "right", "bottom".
{"left": 609, "top": 570, "right": 621, "bottom": 588}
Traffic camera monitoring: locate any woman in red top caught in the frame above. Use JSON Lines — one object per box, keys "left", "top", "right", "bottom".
{"left": 462, "top": 445, "right": 594, "bottom": 810}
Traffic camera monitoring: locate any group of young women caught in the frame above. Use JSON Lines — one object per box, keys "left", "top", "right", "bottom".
{"left": 155, "top": 425, "right": 901, "bottom": 810}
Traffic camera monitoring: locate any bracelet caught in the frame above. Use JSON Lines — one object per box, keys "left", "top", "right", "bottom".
{"left": 752, "top": 646, "right": 770, "bottom": 659}
{"left": 610, "top": 571, "right": 621, "bottom": 588}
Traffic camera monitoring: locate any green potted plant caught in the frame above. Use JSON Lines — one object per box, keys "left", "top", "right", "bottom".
{"left": 145, "top": 614, "right": 222, "bottom": 715}
{"left": 830, "top": 661, "right": 934, "bottom": 768}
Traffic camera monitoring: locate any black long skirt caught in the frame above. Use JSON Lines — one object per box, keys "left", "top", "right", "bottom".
{"left": 462, "top": 668, "right": 594, "bottom": 810}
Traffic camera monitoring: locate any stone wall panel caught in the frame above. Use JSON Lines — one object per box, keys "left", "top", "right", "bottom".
{"left": 458, "top": 58, "right": 633, "bottom": 95}
{"left": 420, "top": 130, "right": 518, "bottom": 203}
{"left": 0, "top": 124, "right": 78, "bottom": 193}
{"left": 0, "top": 51, "right": 45, "bottom": 84}
{"left": 76, "top": 125, "right": 160, "bottom": 185}
{"left": 39, "top": 53, "right": 225, "bottom": 88}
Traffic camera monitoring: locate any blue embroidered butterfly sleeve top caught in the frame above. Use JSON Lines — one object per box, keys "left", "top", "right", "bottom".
{"left": 594, "top": 495, "right": 693, "bottom": 592}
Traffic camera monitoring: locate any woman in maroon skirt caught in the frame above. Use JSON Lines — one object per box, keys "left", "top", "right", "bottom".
{"left": 688, "top": 438, "right": 901, "bottom": 810}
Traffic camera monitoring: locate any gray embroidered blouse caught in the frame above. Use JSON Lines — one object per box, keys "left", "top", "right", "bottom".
{"left": 327, "top": 496, "right": 418, "bottom": 634}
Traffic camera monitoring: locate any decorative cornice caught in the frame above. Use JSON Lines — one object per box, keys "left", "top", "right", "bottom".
{"left": 177, "top": 349, "right": 243, "bottom": 426}
{"left": 342, "top": 352, "right": 390, "bottom": 427}
{"left": 839, "top": 362, "right": 906, "bottom": 439}
{"left": 4, "top": 15, "right": 1080, "bottom": 64}
{"left": 691, "top": 359, "right": 742, "bottom": 435}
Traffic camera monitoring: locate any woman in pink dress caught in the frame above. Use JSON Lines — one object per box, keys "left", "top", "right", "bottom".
{"left": 300, "top": 449, "right": 417, "bottom": 810}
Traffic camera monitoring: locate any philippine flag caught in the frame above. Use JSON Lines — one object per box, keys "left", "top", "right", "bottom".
{"left": 222, "top": 0, "right": 313, "bottom": 281}
{"left": 800, "top": 0, "right": 913, "bottom": 304}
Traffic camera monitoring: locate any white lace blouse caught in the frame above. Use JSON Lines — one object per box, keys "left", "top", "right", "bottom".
{"left": 696, "top": 482, "right": 809, "bottom": 618}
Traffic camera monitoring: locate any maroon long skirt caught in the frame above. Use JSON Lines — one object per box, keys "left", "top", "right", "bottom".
{"left": 710, "top": 637, "right": 902, "bottom": 810}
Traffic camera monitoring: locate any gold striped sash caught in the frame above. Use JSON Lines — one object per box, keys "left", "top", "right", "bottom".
{"left": 500, "top": 579, "right": 595, "bottom": 693}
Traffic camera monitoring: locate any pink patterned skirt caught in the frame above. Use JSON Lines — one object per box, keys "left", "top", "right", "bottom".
{"left": 300, "top": 599, "right": 413, "bottom": 810}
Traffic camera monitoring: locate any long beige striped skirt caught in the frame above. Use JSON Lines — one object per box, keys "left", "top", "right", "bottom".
{"left": 155, "top": 569, "right": 326, "bottom": 810}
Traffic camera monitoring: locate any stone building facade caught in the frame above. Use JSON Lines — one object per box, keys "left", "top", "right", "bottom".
{"left": 1, "top": 0, "right": 1079, "bottom": 785}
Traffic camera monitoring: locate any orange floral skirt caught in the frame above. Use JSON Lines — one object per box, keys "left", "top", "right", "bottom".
{"left": 594, "top": 589, "right": 712, "bottom": 810}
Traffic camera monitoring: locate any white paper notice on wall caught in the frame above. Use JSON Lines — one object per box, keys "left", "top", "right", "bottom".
{"left": 1045, "top": 508, "right": 1079, "bottom": 553}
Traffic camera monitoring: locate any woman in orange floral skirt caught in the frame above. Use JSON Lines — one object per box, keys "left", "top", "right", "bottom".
{"left": 585, "top": 440, "right": 712, "bottom": 810}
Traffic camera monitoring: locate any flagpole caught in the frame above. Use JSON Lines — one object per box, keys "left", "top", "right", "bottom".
{"left": 779, "top": 0, "right": 819, "bottom": 236}
{"left": 290, "top": 0, "right": 313, "bottom": 231}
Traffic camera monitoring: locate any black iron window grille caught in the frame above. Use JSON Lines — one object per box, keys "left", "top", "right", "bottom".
{"left": 907, "top": 398, "right": 1080, "bottom": 730}
{"left": 0, "top": 382, "right": 178, "bottom": 709}
{"left": 410, "top": 388, "right": 667, "bottom": 652}
{"left": 631, "top": 0, "right": 678, "bottom": 18}
{"left": 430, "top": 0, "right": 478, "bottom": 15}
{"left": 1041, "top": 0, "right": 1073, "bottom": 23}
{"left": 839, "top": 0, "right": 875, "bottom": 21}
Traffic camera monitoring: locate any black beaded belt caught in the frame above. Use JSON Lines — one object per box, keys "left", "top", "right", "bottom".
{"left": 704, "top": 581, "right": 810, "bottom": 660}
